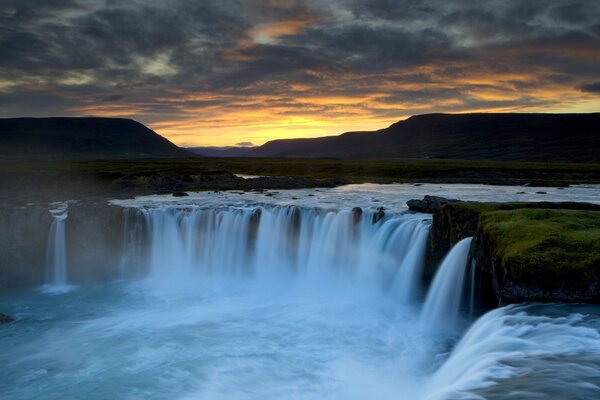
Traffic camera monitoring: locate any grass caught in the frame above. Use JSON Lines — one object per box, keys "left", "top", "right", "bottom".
{"left": 436, "top": 201, "right": 600, "bottom": 293}
{"left": 191, "top": 157, "right": 600, "bottom": 185}
{"left": 1, "top": 157, "right": 600, "bottom": 203}
{"left": 2, "top": 157, "right": 600, "bottom": 183}
{"left": 479, "top": 209, "right": 600, "bottom": 290}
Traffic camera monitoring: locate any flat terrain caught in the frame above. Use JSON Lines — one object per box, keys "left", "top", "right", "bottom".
{"left": 2, "top": 157, "right": 600, "bottom": 203}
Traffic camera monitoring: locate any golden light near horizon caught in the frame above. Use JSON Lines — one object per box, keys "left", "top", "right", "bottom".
{"left": 0, "top": 0, "right": 599, "bottom": 147}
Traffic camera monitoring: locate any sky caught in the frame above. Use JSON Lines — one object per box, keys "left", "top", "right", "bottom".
{"left": 1, "top": 0, "right": 599, "bottom": 147}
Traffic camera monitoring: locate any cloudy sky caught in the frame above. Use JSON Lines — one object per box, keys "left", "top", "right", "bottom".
{"left": 1, "top": 0, "right": 599, "bottom": 146}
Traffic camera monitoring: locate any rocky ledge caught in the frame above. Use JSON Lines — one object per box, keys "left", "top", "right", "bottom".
{"left": 408, "top": 196, "right": 600, "bottom": 305}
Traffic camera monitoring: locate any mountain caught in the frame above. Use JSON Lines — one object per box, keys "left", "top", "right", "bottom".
{"left": 0, "top": 117, "right": 194, "bottom": 160}
{"left": 249, "top": 113, "right": 600, "bottom": 162}
{"left": 187, "top": 146, "right": 256, "bottom": 157}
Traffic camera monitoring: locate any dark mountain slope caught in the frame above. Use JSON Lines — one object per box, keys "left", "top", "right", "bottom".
{"left": 0, "top": 117, "right": 193, "bottom": 160}
{"left": 250, "top": 113, "right": 600, "bottom": 161}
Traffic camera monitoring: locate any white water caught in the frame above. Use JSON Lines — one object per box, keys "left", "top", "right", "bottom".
{"left": 427, "top": 304, "right": 600, "bottom": 400}
{"left": 41, "top": 208, "right": 73, "bottom": 294}
{"left": 122, "top": 205, "right": 430, "bottom": 300}
{"left": 419, "top": 237, "right": 473, "bottom": 333}
{"left": 2, "top": 183, "right": 600, "bottom": 399}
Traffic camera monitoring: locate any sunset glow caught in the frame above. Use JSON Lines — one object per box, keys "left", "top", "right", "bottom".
{"left": 1, "top": 0, "right": 599, "bottom": 146}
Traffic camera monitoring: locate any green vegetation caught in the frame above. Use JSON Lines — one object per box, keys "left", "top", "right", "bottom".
{"left": 438, "top": 201, "right": 600, "bottom": 295}
{"left": 5, "top": 157, "right": 600, "bottom": 183}
{"left": 2, "top": 157, "right": 600, "bottom": 203}
{"left": 198, "top": 158, "right": 600, "bottom": 185}
{"left": 479, "top": 209, "right": 600, "bottom": 290}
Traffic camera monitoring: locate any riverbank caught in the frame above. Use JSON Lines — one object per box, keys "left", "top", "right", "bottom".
{"left": 3, "top": 158, "right": 600, "bottom": 204}
{"left": 409, "top": 197, "right": 600, "bottom": 304}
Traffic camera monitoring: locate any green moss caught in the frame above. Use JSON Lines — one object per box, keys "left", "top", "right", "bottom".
{"left": 479, "top": 209, "right": 600, "bottom": 289}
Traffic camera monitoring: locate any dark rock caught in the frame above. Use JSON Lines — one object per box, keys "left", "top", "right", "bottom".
{"left": 172, "top": 191, "right": 189, "bottom": 197}
{"left": 66, "top": 201, "right": 126, "bottom": 283}
{"left": 407, "top": 195, "right": 462, "bottom": 213}
{"left": 536, "top": 191, "right": 547, "bottom": 194}
{"left": 0, "top": 203, "right": 54, "bottom": 288}
{"left": 352, "top": 207, "right": 362, "bottom": 224}
{"left": 0, "top": 313, "right": 14, "bottom": 324}
{"left": 372, "top": 207, "right": 385, "bottom": 224}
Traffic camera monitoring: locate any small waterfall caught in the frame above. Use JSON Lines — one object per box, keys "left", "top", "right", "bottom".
{"left": 425, "top": 304, "right": 600, "bottom": 400}
{"left": 419, "top": 237, "right": 473, "bottom": 333}
{"left": 42, "top": 207, "right": 73, "bottom": 293}
{"left": 120, "top": 205, "right": 431, "bottom": 296}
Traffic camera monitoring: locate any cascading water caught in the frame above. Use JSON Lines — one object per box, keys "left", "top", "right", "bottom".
{"left": 425, "top": 304, "right": 600, "bottom": 400}
{"left": 2, "top": 184, "right": 600, "bottom": 400}
{"left": 42, "top": 206, "right": 73, "bottom": 294}
{"left": 120, "top": 205, "right": 431, "bottom": 298}
{"left": 419, "top": 237, "right": 473, "bottom": 333}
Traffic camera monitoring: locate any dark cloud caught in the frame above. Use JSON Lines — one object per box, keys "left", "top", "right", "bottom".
{"left": 581, "top": 82, "right": 600, "bottom": 93}
{"left": 0, "top": 0, "right": 598, "bottom": 145}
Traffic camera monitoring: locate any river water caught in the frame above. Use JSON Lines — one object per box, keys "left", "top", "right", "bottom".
{"left": 1, "top": 183, "right": 599, "bottom": 399}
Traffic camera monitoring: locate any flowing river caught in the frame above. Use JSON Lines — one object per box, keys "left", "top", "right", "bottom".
{"left": 1, "top": 183, "right": 600, "bottom": 399}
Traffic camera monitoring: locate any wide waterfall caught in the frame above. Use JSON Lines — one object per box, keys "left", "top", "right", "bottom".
{"left": 2, "top": 184, "right": 600, "bottom": 400}
{"left": 120, "top": 205, "right": 430, "bottom": 300}
{"left": 42, "top": 206, "right": 73, "bottom": 294}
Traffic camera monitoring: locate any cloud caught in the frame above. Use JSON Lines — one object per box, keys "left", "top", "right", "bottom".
{"left": 235, "top": 141, "right": 255, "bottom": 147}
{"left": 580, "top": 82, "right": 600, "bottom": 93}
{"left": 0, "top": 0, "right": 599, "bottom": 145}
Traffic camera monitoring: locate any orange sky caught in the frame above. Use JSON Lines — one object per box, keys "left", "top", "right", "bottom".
{"left": 1, "top": 1, "right": 599, "bottom": 147}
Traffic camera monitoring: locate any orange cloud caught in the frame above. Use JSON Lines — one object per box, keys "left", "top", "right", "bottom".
{"left": 249, "top": 19, "right": 313, "bottom": 44}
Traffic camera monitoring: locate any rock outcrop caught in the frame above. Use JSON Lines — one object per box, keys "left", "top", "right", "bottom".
{"left": 408, "top": 196, "right": 600, "bottom": 305}
{"left": 0, "top": 203, "right": 54, "bottom": 287}
{"left": 406, "top": 195, "right": 461, "bottom": 213}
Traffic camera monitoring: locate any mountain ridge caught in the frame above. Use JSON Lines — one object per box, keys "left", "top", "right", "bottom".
{"left": 0, "top": 117, "right": 194, "bottom": 160}
{"left": 246, "top": 112, "right": 600, "bottom": 161}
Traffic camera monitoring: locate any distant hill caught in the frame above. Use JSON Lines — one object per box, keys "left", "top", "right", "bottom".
{"left": 187, "top": 146, "right": 256, "bottom": 157}
{"left": 249, "top": 113, "right": 600, "bottom": 162}
{"left": 0, "top": 117, "right": 194, "bottom": 160}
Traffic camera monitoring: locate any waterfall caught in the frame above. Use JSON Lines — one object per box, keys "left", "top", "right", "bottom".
{"left": 120, "top": 205, "right": 431, "bottom": 297}
{"left": 419, "top": 237, "right": 473, "bottom": 333}
{"left": 425, "top": 304, "right": 600, "bottom": 400}
{"left": 42, "top": 207, "right": 73, "bottom": 293}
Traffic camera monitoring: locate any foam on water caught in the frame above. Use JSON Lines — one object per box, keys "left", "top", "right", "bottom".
{"left": 2, "top": 183, "right": 600, "bottom": 399}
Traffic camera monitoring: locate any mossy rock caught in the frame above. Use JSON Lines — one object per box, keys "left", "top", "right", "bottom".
{"left": 479, "top": 209, "right": 600, "bottom": 294}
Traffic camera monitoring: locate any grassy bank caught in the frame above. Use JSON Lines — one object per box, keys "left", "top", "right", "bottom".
{"left": 1, "top": 157, "right": 600, "bottom": 203}
{"left": 200, "top": 158, "right": 600, "bottom": 185}
{"left": 479, "top": 209, "right": 600, "bottom": 289}
{"left": 428, "top": 200, "right": 600, "bottom": 301}
{"left": 3, "top": 157, "right": 600, "bottom": 183}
